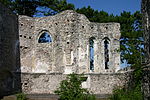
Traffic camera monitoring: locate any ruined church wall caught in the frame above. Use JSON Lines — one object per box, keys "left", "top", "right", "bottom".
{"left": 19, "top": 16, "right": 35, "bottom": 72}
{"left": 21, "top": 72, "right": 132, "bottom": 95}
{"left": 19, "top": 10, "right": 120, "bottom": 74}
{"left": 78, "top": 22, "right": 120, "bottom": 73}
{"left": 21, "top": 73, "right": 66, "bottom": 94}
{"left": 0, "top": 3, "right": 21, "bottom": 97}
{"left": 87, "top": 72, "right": 132, "bottom": 94}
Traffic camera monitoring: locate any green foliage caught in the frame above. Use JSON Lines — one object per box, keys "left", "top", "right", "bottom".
{"left": 39, "top": 0, "right": 75, "bottom": 16}
{"left": 55, "top": 73, "right": 96, "bottom": 100}
{"left": 110, "top": 84, "right": 143, "bottom": 100}
{"left": 16, "top": 93, "right": 27, "bottom": 100}
{"left": 0, "top": 0, "right": 12, "bottom": 7}
{"left": 0, "top": 0, "right": 39, "bottom": 16}
{"left": 12, "top": 0, "right": 39, "bottom": 17}
{"left": 0, "top": 0, "right": 74, "bottom": 16}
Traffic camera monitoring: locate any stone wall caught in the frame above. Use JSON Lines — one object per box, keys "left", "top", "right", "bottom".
{"left": 86, "top": 72, "right": 132, "bottom": 94}
{"left": 0, "top": 3, "right": 21, "bottom": 98}
{"left": 19, "top": 10, "right": 120, "bottom": 74}
{"left": 21, "top": 72, "right": 132, "bottom": 95}
{"left": 21, "top": 73, "right": 66, "bottom": 94}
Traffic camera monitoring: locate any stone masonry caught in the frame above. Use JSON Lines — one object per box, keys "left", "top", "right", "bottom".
{"left": 21, "top": 71, "right": 133, "bottom": 95}
{"left": 18, "top": 10, "right": 132, "bottom": 95}
{"left": 19, "top": 10, "right": 120, "bottom": 74}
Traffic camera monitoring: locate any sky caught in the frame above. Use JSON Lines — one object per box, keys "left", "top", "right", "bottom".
{"left": 67, "top": 0, "right": 141, "bottom": 15}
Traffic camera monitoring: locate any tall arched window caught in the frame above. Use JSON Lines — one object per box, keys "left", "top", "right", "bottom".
{"left": 104, "top": 38, "right": 110, "bottom": 69}
{"left": 38, "top": 32, "right": 52, "bottom": 43}
{"left": 89, "top": 37, "right": 95, "bottom": 71}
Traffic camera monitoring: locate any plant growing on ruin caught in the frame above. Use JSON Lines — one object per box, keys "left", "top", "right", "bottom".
{"left": 55, "top": 73, "right": 96, "bottom": 100}
{"left": 16, "top": 93, "right": 27, "bottom": 100}
{"left": 110, "top": 84, "right": 143, "bottom": 100}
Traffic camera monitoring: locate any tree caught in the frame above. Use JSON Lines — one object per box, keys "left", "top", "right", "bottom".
{"left": 12, "top": 0, "right": 39, "bottom": 16}
{"left": 0, "top": 0, "right": 12, "bottom": 7}
{"left": 118, "top": 11, "right": 143, "bottom": 68}
{"left": 0, "top": 0, "right": 39, "bottom": 16}
{"left": 0, "top": 0, "right": 74, "bottom": 16}
{"left": 39, "top": 0, "right": 74, "bottom": 16}
{"left": 55, "top": 73, "right": 96, "bottom": 100}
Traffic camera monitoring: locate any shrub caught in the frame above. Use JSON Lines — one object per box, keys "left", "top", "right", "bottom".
{"left": 16, "top": 93, "right": 27, "bottom": 100}
{"left": 110, "top": 85, "right": 143, "bottom": 100}
{"left": 55, "top": 73, "right": 96, "bottom": 100}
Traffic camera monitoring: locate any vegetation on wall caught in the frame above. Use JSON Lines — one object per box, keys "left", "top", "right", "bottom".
{"left": 16, "top": 93, "right": 27, "bottom": 100}
{"left": 109, "top": 84, "right": 143, "bottom": 100}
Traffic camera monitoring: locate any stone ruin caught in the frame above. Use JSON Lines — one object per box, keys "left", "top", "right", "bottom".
{"left": 19, "top": 10, "right": 120, "bottom": 74}
{"left": 19, "top": 10, "right": 129, "bottom": 95}
{"left": 0, "top": 3, "right": 133, "bottom": 98}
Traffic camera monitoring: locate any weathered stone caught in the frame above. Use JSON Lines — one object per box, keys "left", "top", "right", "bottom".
{"left": 21, "top": 72, "right": 132, "bottom": 95}
{"left": 19, "top": 10, "right": 120, "bottom": 74}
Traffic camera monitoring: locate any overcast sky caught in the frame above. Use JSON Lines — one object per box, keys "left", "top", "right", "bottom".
{"left": 67, "top": 0, "right": 141, "bottom": 15}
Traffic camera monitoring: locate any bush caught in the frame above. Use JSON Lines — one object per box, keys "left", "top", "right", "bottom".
{"left": 110, "top": 85, "right": 143, "bottom": 100}
{"left": 55, "top": 73, "right": 96, "bottom": 100}
{"left": 16, "top": 93, "right": 27, "bottom": 100}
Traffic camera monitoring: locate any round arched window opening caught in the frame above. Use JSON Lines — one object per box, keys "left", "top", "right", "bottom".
{"left": 38, "top": 32, "right": 52, "bottom": 43}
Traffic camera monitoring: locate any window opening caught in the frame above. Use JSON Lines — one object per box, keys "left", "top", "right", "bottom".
{"left": 89, "top": 37, "right": 95, "bottom": 71}
{"left": 104, "top": 39, "right": 109, "bottom": 69}
{"left": 38, "top": 32, "right": 52, "bottom": 43}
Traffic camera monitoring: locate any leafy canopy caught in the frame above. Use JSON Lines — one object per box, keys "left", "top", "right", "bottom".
{"left": 0, "top": 0, "right": 74, "bottom": 17}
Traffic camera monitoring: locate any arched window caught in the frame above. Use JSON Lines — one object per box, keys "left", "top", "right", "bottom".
{"left": 38, "top": 32, "right": 52, "bottom": 43}
{"left": 104, "top": 38, "right": 110, "bottom": 69}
